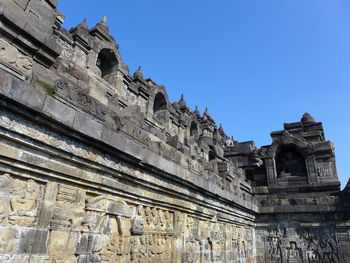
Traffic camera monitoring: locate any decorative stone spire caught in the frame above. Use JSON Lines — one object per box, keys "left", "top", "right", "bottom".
{"left": 133, "top": 65, "right": 144, "bottom": 80}
{"left": 301, "top": 112, "right": 315, "bottom": 123}
{"left": 97, "top": 16, "right": 109, "bottom": 32}
{"left": 70, "top": 17, "right": 89, "bottom": 45}
{"left": 178, "top": 94, "right": 187, "bottom": 108}
{"left": 218, "top": 124, "right": 224, "bottom": 133}
{"left": 78, "top": 18, "right": 88, "bottom": 30}
{"left": 202, "top": 113, "right": 208, "bottom": 122}
{"left": 194, "top": 106, "right": 200, "bottom": 117}
{"left": 204, "top": 107, "right": 211, "bottom": 117}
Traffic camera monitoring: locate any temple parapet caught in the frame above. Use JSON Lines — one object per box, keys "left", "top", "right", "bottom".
{"left": 0, "top": 1, "right": 349, "bottom": 262}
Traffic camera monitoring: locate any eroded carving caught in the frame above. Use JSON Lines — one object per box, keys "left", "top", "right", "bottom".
{"left": 0, "top": 38, "right": 33, "bottom": 76}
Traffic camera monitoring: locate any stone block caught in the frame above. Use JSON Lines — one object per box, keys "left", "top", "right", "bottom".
{"left": 0, "top": 69, "right": 10, "bottom": 92}
{"left": 13, "top": 0, "right": 29, "bottom": 10}
{"left": 0, "top": 227, "right": 17, "bottom": 254}
{"left": 0, "top": 1, "right": 6, "bottom": 15}
{"left": 73, "top": 112, "right": 102, "bottom": 140}
{"left": 31, "top": 230, "right": 49, "bottom": 254}
{"left": 48, "top": 231, "right": 78, "bottom": 259}
{"left": 43, "top": 96, "right": 76, "bottom": 127}
{"left": 3, "top": 2, "right": 28, "bottom": 29}
{"left": 18, "top": 229, "right": 48, "bottom": 254}
{"left": 66, "top": 65, "right": 90, "bottom": 83}
{"left": 23, "top": 12, "right": 52, "bottom": 43}
{"left": 125, "top": 140, "right": 145, "bottom": 161}
{"left": 131, "top": 218, "right": 145, "bottom": 235}
{"left": 44, "top": 0, "right": 57, "bottom": 8}
{"left": 101, "top": 126, "right": 127, "bottom": 152}
{"left": 44, "top": 35, "right": 62, "bottom": 55}
{"left": 1, "top": 73, "right": 46, "bottom": 111}
{"left": 193, "top": 174, "right": 209, "bottom": 190}
{"left": 16, "top": 33, "right": 39, "bottom": 51}
{"left": 27, "top": 0, "right": 55, "bottom": 23}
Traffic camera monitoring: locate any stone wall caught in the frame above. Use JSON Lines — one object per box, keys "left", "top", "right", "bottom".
{"left": 0, "top": 0, "right": 349, "bottom": 262}
{"left": 0, "top": 99, "right": 255, "bottom": 262}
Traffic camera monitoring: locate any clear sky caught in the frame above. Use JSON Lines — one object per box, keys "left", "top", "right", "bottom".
{"left": 58, "top": 0, "right": 350, "bottom": 189}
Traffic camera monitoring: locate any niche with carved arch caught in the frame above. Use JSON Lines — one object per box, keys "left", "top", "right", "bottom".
{"left": 208, "top": 146, "right": 216, "bottom": 161}
{"left": 190, "top": 121, "right": 199, "bottom": 138}
{"left": 153, "top": 92, "right": 167, "bottom": 123}
{"left": 275, "top": 144, "right": 307, "bottom": 178}
{"left": 96, "top": 48, "right": 118, "bottom": 80}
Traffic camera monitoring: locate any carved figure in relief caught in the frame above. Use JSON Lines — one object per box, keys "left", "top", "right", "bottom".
{"left": 202, "top": 239, "right": 213, "bottom": 263}
{"left": 286, "top": 242, "right": 302, "bottom": 263}
{"left": 323, "top": 253, "right": 339, "bottom": 263}
{"left": 109, "top": 234, "right": 123, "bottom": 255}
{"left": 158, "top": 209, "right": 166, "bottom": 230}
{"left": 185, "top": 238, "right": 200, "bottom": 263}
{"left": 131, "top": 218, "right": 145, "bottom": 235}
{"left": 0, "top": 38, "right": 33, "bottom": 75}
{"left": 0, "top": 228, "right": 16, "bottom": 254}
{"left": 10, "top": 180, "right": 38, "bottom": 216}
{"left": 213, "top": 240, "right": 225, "bottom": 262}
{"left": 0, "top": 202, "right": 6, "bottom": 223}
{"left": 130, "top": 236, "right": 141, "bottom": 263}
{"left": 151, "top": 208, "right": 159, "bottom": 228}
{"left": 139, "top": 235, "right": 148, "bottom": 259}
{"left": 269, "top": 237, "right": 282, "bottom": 261}
{"left": 145, "top": 207, "right": 153, "bottom": 230}
{"left": 136, "top": 205, "right": 145, "bottom": 217}
{"left": 307, "top": 250, "right": 321, "bottom": 263}
{"left": 0, "top": 173, "right": 10, "bottom": 190}
{"left": 8, "top": 179, "right": 40, "bottom": 226}
{"left": 117, "top": 216, "right": 131, "bottom": 236}
{"left": 50, "top": 207, "right": 74, "bottom": 230}
{"left": 164, "top": 210, "right": 173, "bottom": 231}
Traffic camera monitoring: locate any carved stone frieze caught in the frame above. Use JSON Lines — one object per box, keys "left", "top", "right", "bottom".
{"left": 56, "top": 79, "right": 107, "bottom": 120}
{"left": 260, "top": 226, "right": 342, "bottom": 263}
{"left": 0, "top": 0, "right": 349, "bottom": 261}
{"left": 0, "top": 38, "right": 33, "bottom": 76}
{"left": 0, "top": 173, "right": 44, "bottom": 227}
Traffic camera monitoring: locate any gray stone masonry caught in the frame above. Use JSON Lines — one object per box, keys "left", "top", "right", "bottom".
{"left": 0, "top": 1, "right": 349, "bottom": 262}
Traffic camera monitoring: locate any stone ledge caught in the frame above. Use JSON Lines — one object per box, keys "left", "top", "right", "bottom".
{"left": 0, "top": 69, "right": 259, "bottom": 213}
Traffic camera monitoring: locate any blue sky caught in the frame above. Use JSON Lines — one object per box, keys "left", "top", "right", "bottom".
{"left": 58, "top": 0, "right": 350, "bottom": 188}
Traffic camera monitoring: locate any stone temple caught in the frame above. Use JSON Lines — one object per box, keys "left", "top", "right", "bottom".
{"left": 0, "top": 1, "right": 349, "bottom": 262}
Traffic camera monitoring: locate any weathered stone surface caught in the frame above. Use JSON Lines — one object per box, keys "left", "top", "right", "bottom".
{"left": 12, "top": 0, "right": 29, "bottom": 10}
{"left": 42, "top": 95, "right": 76, "bottom": 127}
{"left": 0, "top": 0, "right": 349, "bottom": 262}
{"left": 73, "top": 111, "right": 103, "bottom": 140}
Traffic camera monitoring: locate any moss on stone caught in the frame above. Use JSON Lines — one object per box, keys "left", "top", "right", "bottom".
{"left": 32, "top": 79, "right": 57, "bottom": 97}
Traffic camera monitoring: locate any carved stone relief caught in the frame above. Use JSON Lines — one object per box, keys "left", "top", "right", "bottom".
{"left": 263, "top": 227, "right": 341, "bottom": 263}
{"left": 0, "top": 38, "right": 33, "bottom": 76}
{"left": 56, "top": 79, "right": 107, "bottom": 120}
{"left": 0, "top": 173, "right": 44, "bottom": 227}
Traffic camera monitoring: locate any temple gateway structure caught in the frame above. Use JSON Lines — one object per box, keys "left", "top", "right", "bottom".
{"left": 0, "top": 1, "right": 349, "bottom": 262}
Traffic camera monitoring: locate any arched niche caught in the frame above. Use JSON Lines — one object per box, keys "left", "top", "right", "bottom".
{"left": 275, "top": 144, "right": 307, "bottom": 178}
{"left": 190, "top": 121, "right": 199, "bottom": 137}
{"left": 152, "top": 92, "right": 168, "bottom": 123}
{"left": 96, "top": 48, "right": 118, "bottom": 80}
{"left": 208, "top": 146, "right": 216, "bottom": 161}
{"left": 153, "top": 92, "right": 167, "bottom": 113}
